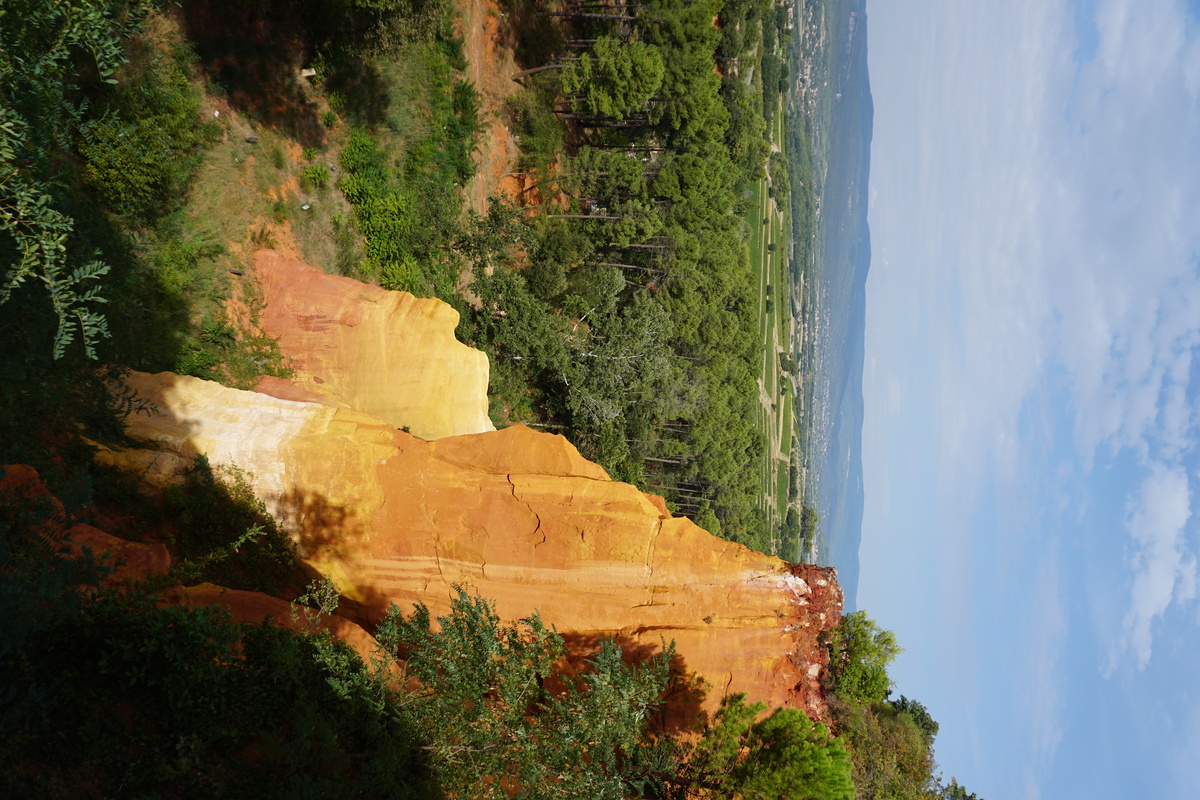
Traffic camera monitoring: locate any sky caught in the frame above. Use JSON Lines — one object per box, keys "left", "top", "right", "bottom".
{"left": 860, "top": 1, "right": 1200, "bottom": 798}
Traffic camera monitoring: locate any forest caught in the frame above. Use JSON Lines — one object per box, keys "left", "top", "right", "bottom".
{"left": 1, "top": 0, "right": 978, "bottom": 797}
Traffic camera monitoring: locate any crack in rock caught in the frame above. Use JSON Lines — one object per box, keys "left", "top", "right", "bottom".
{"left": 643, "top": 518, "right": 663, "bottom": 608}
{"left": 506, "top": 474, "right": 546, "bottom": 546}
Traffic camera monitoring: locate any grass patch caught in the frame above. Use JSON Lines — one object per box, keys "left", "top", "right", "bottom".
{"left": 776, "top": 461, "right": 790, "bottom": 523}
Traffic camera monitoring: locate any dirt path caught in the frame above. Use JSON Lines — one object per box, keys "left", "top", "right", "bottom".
{"left": 460, "top": 0, "right": 522, "bottom": 216}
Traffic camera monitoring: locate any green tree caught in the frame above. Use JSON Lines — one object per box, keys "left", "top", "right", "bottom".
{"left": 672, "top": 694, "right": 854, "bottom": 800}
{"left": 939, "top": 777, "right": 983, "bottom": 800}
{"left": 738, "top": 707, "right": 856, "bottom": 800}
{"left": 829, "top": 610, "right": 903, "bottom": 704}
{"left": 829, "top": 695, "right": 938, "bottom": 800}
{"left": 378, "top": 586, "right": 676, "bottom": 799}
{"left": 1, "top": 0, "right": 158, "bottom": 358}
{"left": 891, "top": 694, "right": 940, "bottom": 741}
{"left": 562, "top": 36, "right": 664, "bottom": 121}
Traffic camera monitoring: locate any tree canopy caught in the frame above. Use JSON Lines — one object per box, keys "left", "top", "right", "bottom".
{"left": 829, "top": 610, "right": 903, "bottom": 705}
{"left": 1, "top": 0, "right": 160, "bottom": 358}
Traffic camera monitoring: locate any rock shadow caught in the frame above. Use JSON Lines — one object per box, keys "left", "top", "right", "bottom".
{"left": 272, "top": 486, "right": 400, "bottom": 625}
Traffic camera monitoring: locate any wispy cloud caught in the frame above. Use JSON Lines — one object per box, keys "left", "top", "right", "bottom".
{"left": 1022, "top": 555, "right": 1068, "bottom": 763}
{"left": 1112, "top": 464, "right": 1196, "bottom": 670}
{"left": 1044, "top": 0, "right": 1200, "bottom": 670}
{"left": 865, "top": 0, "right": 1200, "bottom": 795}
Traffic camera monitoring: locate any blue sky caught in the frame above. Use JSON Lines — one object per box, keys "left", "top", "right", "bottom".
{"left": 860, "top": 1, "right": 1200, "bottom": 797}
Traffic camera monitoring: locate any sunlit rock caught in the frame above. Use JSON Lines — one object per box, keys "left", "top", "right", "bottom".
{"left": 252, "top": 249, "right": 494, "bottom": 440}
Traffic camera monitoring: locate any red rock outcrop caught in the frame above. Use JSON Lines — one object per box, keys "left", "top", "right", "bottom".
{"left": 252, "top": 249, "right": 494, "bottom": 440}
{"left": 168, "top": 583, "right": 385, "bottom": 664}
{"left": 1, "top": 464, "right": 383, "bottom": 661}
{"left": 0, "top": 464, "right": 171, "bottom": 587}
{"left": 103, "top": 370, "right": 843, "bottom": 718}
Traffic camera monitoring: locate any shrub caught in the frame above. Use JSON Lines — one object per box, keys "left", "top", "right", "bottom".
{"left": 78, "top": 39, "right": 213, "bottom": 219}
{"left": 303, "top": 163, "right": 332, "bottom": 189}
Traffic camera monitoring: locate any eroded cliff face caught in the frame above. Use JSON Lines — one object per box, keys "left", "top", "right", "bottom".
{"left": 103, "top": 372, "right": 842, "bottom": 718}
{"left": 251, "top": 249, "right": 494, "bottom": 440}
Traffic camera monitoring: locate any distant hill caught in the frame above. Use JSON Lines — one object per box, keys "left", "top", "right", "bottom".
{"left": 815, "top": 0, "right": 872, "bottom": 607}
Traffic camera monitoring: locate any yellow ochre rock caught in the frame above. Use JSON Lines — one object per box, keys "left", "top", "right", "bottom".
{"left": 252, "top": 249, "right": 494, "bottom": 440}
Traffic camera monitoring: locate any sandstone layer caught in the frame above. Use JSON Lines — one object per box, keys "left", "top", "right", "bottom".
{"left": 105, "top": 371, "right": 842, "bottom": 717}
{"left": 251, "top": 249, "right": 494, "bottom": 440}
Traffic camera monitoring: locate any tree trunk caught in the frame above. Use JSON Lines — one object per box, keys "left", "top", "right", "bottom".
{"left": 512, "top": 62, "right": 570, "bottom": 80}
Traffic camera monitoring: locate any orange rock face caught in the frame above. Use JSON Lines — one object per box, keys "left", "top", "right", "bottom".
{"left": 252, "top": 249, "right": 495, "bottom": 440}
{"left": 109, "top": 370, "right": 844, "bottom": 718}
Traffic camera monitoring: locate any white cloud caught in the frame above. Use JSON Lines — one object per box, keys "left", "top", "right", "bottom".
{"left": 1034, "top": 1, "right": 1200, "bottom": 672}
{"left": 1115, "top": 463, "right": 1195, "bottom": 669}
{"left": 1049, "top": 0, "right": 1200, "bottom": 472}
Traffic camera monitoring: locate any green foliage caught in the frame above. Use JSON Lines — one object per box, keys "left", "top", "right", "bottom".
{"left": 506, "top": 78, "right": 566, "bottom": 173}
{"left": 1, "top": 111, "right": 113, "bottom": 359}
{"left": 303, "top": 162, "right": 332, "bottom": 188}
{"left": 828, "top": 694, "right": 939, "bottom": 800}
{"left": 445, "top": 0, "right": 785, "bottom": 551}
{"left": 562, "top": 36, "right": 665, "bottom": 120}
{"left": 829, "top": 610, "right": 904, "bottom": 705}
{"left": 338, "top": 101, "right": 479, "bottom": 298}
{"left": 0, "top": 502, "right": 435, "bottom": 797}
{"left": 801, "top": 504, "right": 819, "bottom": 538}
{"left": 1, "top": 0, "right": 171, "bottom": 358}
{"left": 738, "top": 708, "right": 855, "bottom": 800}
{"left": 769, "top": 150, "right": 792, "bottom": 198}
{"left": 160, "top": 456, "right": 307, "bottom": 595}
{"left": 380, "top": 586, "right": 676, "bottom": 799}
{"left": 940, "top": 777, "right": 984, "bottom": 800}
{"left": 173, "top": 308, "right": 291, "bottom": 390}
{"left": 78, "top": 39, "right": 213, "bottom": 219}
{"left": 891, "top": 694, "right": 940, "bottom": 741}
{"left": 672, "top": 694, "right": 854, "bottom": 800}
{"left": 640, "top": 0, "right": 729, "bottom": 144}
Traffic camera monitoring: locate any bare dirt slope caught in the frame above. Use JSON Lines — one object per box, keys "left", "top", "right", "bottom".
{"left": 460, "top": 0, "right": 523, "bottom": 215}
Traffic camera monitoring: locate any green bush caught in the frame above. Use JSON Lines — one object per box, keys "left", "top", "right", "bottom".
{"left": 78, "top": 41, "right": 214, "bottom": 219}
{"left": 506, "top": 85, "right": 565, "bottom": 173}
{"left": 161, "top": 456, "right": 306, "bottom": 595}
{"left": 0, "top": 514, "right": 434, "bottom": 798}
{"left": 303, "top": 162, "right": 332, "bottom": 188}
{"left": 677, "top": 694, "right": 855, "bottom": 800}
{"left": 380, "top": 586, "right": 676, "bottom": 798}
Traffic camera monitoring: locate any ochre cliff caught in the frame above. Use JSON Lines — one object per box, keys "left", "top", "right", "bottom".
{"left": 251, "top": 249, "right": 494, "bottom": 440}
{"left": 102, "top": 368, "right": 843, "bottom": 718}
